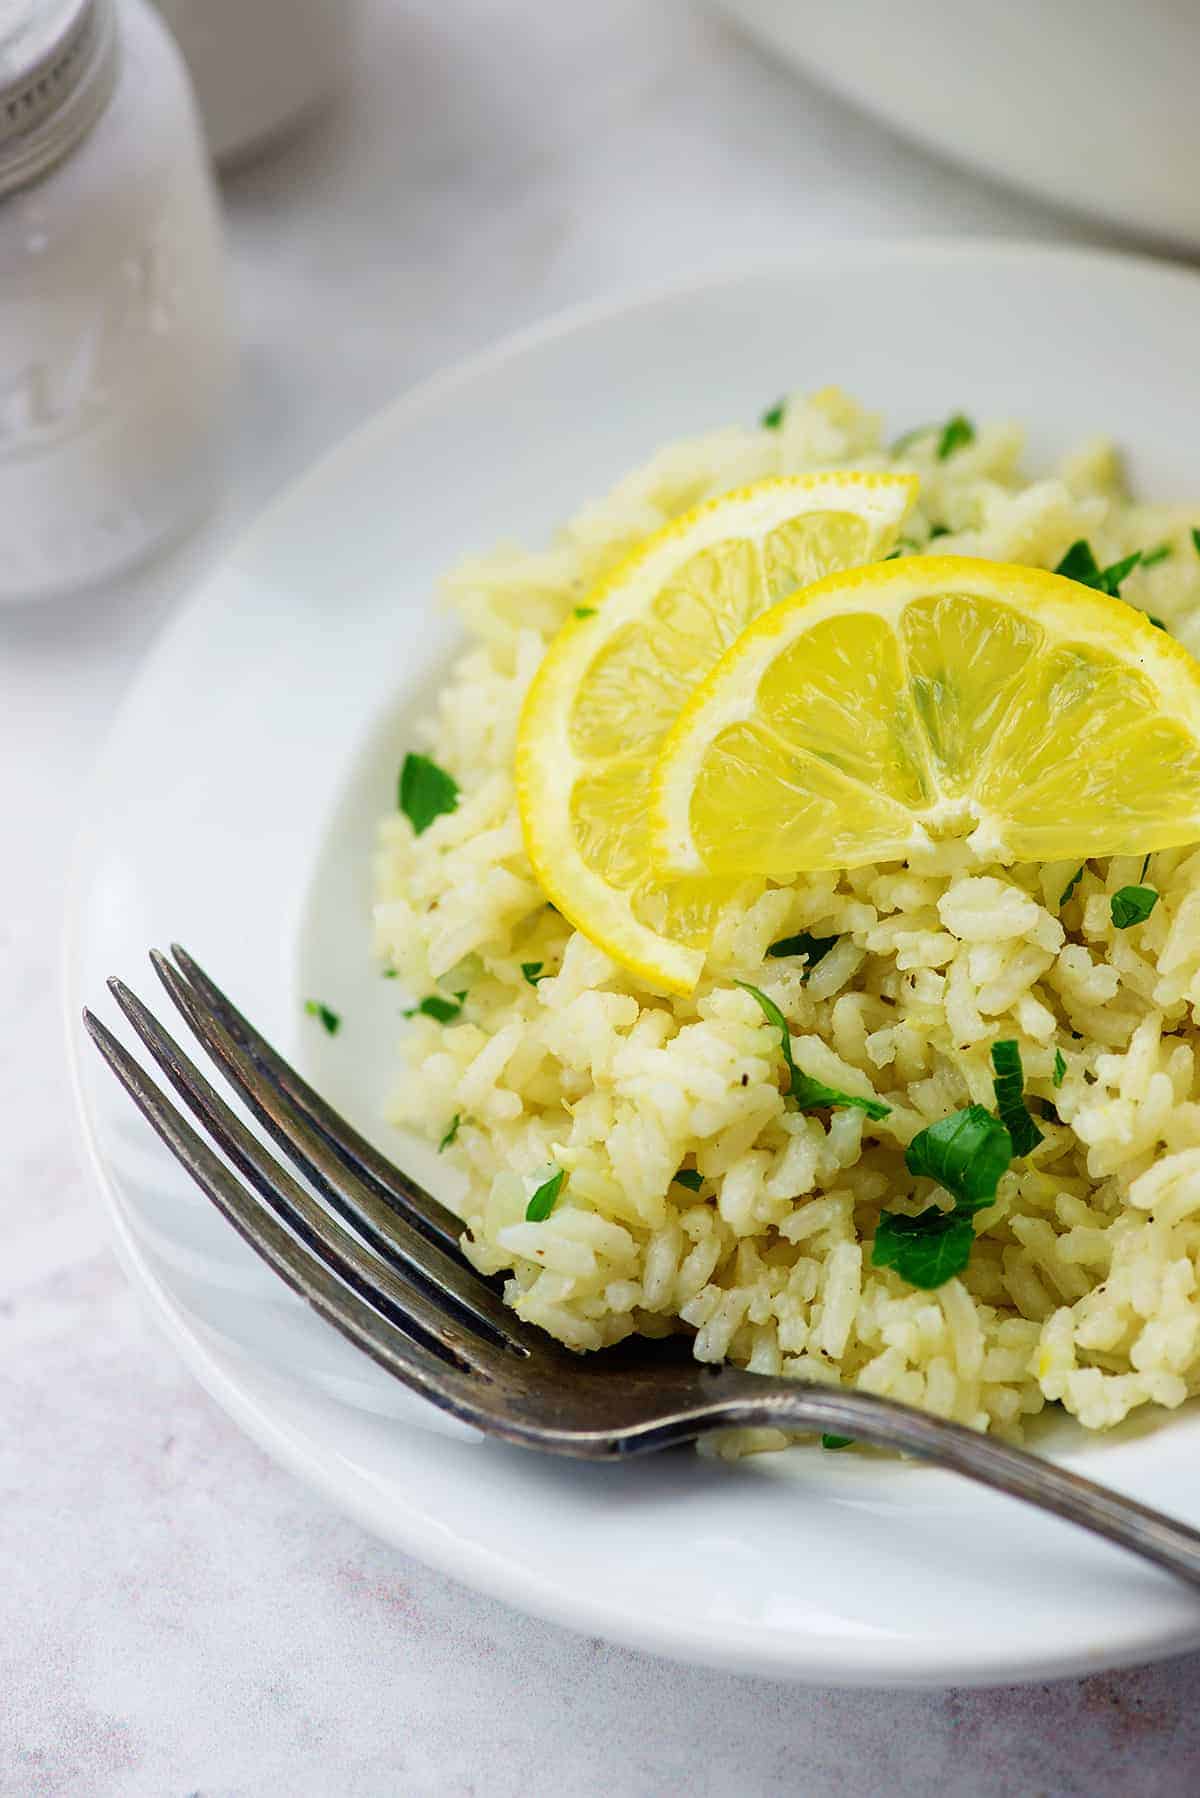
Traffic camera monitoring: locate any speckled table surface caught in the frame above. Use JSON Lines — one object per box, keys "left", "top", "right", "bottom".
{"left": 5, "top": 3, "right": 1200, "bottom": 1792}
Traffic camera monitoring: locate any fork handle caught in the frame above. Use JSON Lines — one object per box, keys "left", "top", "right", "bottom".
{"left": 672, "top": 1379, "right": 1200, "bottom": 1592}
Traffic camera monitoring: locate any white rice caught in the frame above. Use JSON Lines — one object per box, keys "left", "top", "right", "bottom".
{"left": 373, "top": 387, "right": 1200, "bottom": 1449}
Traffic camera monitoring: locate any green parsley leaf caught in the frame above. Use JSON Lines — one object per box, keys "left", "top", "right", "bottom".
{"left": 1147, "top": 615, "right": 1168, "bottom": 632}
{"left": 990, "top": 1040, "right": 1044, "bottom": 1158}
{"left": 737, "top": 982, "right": 890, "bottom": 1119}
{"left": 1054, "top": 540, "right": 1142, "bottom": 598}
{"left": 1110, "top": 885, "right": 1158, "bottom": 929}
{"left": 1053, "top": 539, "right": 1103, "bottom": 587}
{"left": 525, "top": 1167, "right": 565, "bottom": 1223}
{"left": 765, "top": 930, "right": 839, "bottom": 974}
{"left": 791, "top": 1070, "right": 890, "bottom": 1120}
{"left": 382, "top": 968, "right": 398, "bottom": 979}
{"left": 937, "top": 414, "right": 975, "bottom": 460}
{"left": 1057, "top": 535, "right": 1101, "bottom": 586}
{"left": 438, "top": 1114, "right": 461, "bottom": 1152}
{"left": 1100, "top": 550, "right": 1143, "bottom": 592}
{"left": 574, "top": 606, "right": 596, "bottom": 619}
{"left": 1053, "top": 1048, "right": 1067, "bottom": 1087}
{"left": 737, "top": 981, "right": 798, "bottom": 1088}
{"left": 673, "top": 1168, "right": 704, "bottom": 1192}
{"left": 821, "top": 1434, "right": 854, "bottom": 1451}
{"left": 928, "top": 523, "right": 951, "bottom": 540}
{"left": 304, "top": 1000, "right": 340, "bottom": 1036}
{"left": 521, "top": 962, "right": 547, "bottom": 987}
{"left": 1059, "top": 865, "right": 1085, "bottom": 908}
{"left": 404, "top": 991, "right": 466, "bottom": 1023}
{"left": 1140, "top": 543, "right": 1172, "bottom": 568}
{"left": 872, "top": 1207, "right": 976, "bottom": 1290}
{"left": 398, "top": 752, "right": 459, "bottom": 836}
{"left": 761, "top": 399, "right": 785, "bottom": 430}
{"left": 905, "top": 1104, "right": 1012, "bottom": 1214}
{"left": 1193, "top": 528, "right": 1200, "bottom": 558}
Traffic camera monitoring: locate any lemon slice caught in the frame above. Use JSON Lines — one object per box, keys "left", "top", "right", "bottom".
{"left": 516, "top": 473, "right": 918, "bottom": 991}
{"left": 651, "top": 555, "right": 1200, "bottom": 880}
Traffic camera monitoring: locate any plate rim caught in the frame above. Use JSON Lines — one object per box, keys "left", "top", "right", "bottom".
{"left": 63, "top": 237, "right": 1200, "bottom": 1685}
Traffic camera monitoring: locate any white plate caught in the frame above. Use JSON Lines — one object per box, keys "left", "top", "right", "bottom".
{"left": 66, "top": 243, "right": 1200, "bottom": 1686}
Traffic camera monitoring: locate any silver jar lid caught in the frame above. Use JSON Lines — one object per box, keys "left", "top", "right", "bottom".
{"left": 0, "top": 0, "right": 118, "bottom": 199}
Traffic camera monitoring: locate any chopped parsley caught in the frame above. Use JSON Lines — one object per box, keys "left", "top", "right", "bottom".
{"left": 894, "top": 416, "right": 975, "bottom": 461}
{"left": 304, "top": 1000, "right": 341, "bottom": 1036}
{"left": 404, "top": 991, "right": 466, "bottom": 1023}
{"left": 738, "top": 981, "right": 798, "bottom": 1085}
{"left": 765, "top": 930, "right": 839, "bottom": 975}
{"left": 1110, "top": 885, "right": 1158, "bottom": 929}
{"left": 990, "top": 1040, "right": 1044, "bottom": 1158}
{"left": 398, "top": 752, "right": 459, "bottom": 836}
{"left": 673, "top": 1168, "right": 704, "bottom": 1192}
{"left": 761, "top": 399, "right": 786, "bottom": 430}
{"left": 438, "top": 1114, "right": 461, "bottom": 1152}
{"left": 791, "top": 1069, "right": 890, "bottom": 1122}
{"left": 821, "top": 1434, "right": 854, "bottom": 1451}
{"left": 1054, "top": 539, "right": 1143, "bottom": 598}
{"left": 521, "top": 962, "right": 548, "bottom": 987}
{"left": 525, "top": 1166, "right": 565, "bottom": 1223}
{"left": 1193, "top": 528, "right": 1200, "bottom": 558}
{"left": 1101, "top": 551, "right": 1144, "bottom": 591}
{"left": 1053, "top": 1048, "right": 1067, "bottom": 1088}
{"left": 873, "top": 1207, "right": 976, "bottom": 1290}
{"left": 382, "top": 968, "right": 398, "bottom": 979}
{"left": 1140, "top": 853, "right": 1152, "bottom": 881}
{"left": 936, "top": 414, "right": 975, "bottom": 460}
{"left": 1140, "top": 543, "right": 1172, "bottom": 568}
{"left": 928, "top": 523, "right": 952, "bottom": 539}
{"left": 737, "top": 981, "right": 890, "bottom": 1118}
{"left": 905, "top": 1104, "right": 1012, "bottom": 1213}
{"left": 1059, "top": 865, "right": 1085, "bottom": 908}
{"left": 1147, "top": 615, "right": 1168, "bottom": 632}
{"left": 574, "top": 606, "right": 596, "bottom": 619}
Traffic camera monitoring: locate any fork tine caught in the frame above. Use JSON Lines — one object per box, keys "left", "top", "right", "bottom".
{"left": 82, "top": 1009, "right": 491, "bottom": 1426}
{"left": 169, "top": 943, "right": 463, "bottom": 1258}
{"left": 146, "top": 954, "right": 539, "bottom": 1357}
{"left": 102, "top": 983, "right": 519, "bottom": 1372}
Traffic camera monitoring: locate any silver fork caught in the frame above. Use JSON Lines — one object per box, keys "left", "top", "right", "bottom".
{"left": 84, "top": 946, "right": 1200, "bottom": 1592}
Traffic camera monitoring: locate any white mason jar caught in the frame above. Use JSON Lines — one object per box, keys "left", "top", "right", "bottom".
{"left": 0, "top": 0, "right": 232, "bottom": 605}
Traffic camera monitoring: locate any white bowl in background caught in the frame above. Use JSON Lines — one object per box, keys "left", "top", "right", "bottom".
{"left": 154, "top": 0, "right": 353, "bottom": 166}
{"left": 713, "top": 0, "right": 1200, "bottom": 250}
